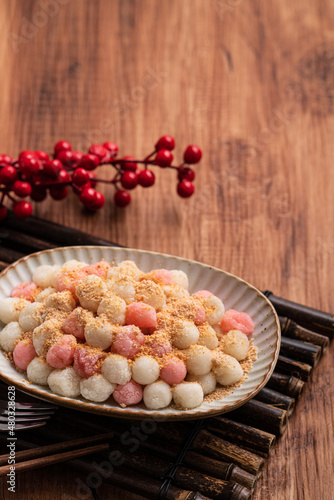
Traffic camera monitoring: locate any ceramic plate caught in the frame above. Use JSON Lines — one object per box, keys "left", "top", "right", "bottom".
{"left": 0, "top": 246, "right": 280, "bottom": 420}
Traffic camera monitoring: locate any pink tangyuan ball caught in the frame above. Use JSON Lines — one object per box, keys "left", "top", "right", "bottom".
{"left": 113, "top": 379, "right": 143, "bottom": 406}
{"left": 126, "top": 302, "right": 157, "bottom": 329}
{"left": 151, "top": 269, "right": 173, "bottom": 285}
{"left": 194, "top": 290, "right": 213, "bottom": 299}
{"left": 220, "top": 309, "right": 255, "bottom": 336}
{"left": 46, "top": 335, "right": 77, "bottom": 369}
{"left": 73, "top": 346, "right": 104, "bottom": 378}
{"left": 11, "top": 282, "right": 38, "bottom": 302}
{"left": 82, "top": 260, "right": 110, "bottom": 279}
{"left": 160, "top": 358, "right": 187, "bottom": 385}
{"left": 148, "top": 338, "right": 173, "bottom": 357}
{"left": 113, "top": 326, "right": 145, "bottom": 359}
{"left": 194, "top": 305, "right": 206, "bottom": 326}
{"left": 13, "top": 338, "right": 37, "bottom": 371}
{"left": 62, "top": 308, "right": 85, "bottom": 339}
{"left": 56, "top": 269, "right": 86, "bottom": 297}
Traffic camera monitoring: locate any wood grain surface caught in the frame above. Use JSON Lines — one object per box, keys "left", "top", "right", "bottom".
{"left": 0, "top": 0, "right": 333, "bottom": 499}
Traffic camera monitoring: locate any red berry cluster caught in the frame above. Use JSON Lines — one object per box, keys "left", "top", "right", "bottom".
{"left": 0, "top": 136, "right": 202, "bottom": 220}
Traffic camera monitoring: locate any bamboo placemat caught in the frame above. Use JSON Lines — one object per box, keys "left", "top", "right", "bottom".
{"left": 0, "top": 212, "right": 332, "bottom": 500}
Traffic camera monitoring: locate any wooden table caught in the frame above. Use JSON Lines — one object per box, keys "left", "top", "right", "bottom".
{"left": 0, "top": 0, "right": 333, "bottom": 498}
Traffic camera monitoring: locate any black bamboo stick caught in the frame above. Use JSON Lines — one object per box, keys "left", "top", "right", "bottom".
{"left": 255, "top": 387, "right": 295, "bottom": 416}
{"left": 276, "top": 355, "right": 313, "bottom": 381}
{"left": 267, "top": 372, "right": 304, "bottom": 399}
{"left": 280, "top": 336, "right": 321, "bottom": 367}
{"left": 227, "top": 399, "right": 288, "bottom": 436}
{"left": 0, "top": 246, "right": 24, "bottom": 265}
{"left": 207, "top": 417, "right": 276, "bottom": 455}
{"left": 25, "top": 416, "right": 258, "bottom": 492}
{"left": 264, "top": 291, "right": 334, "bottom": 337}
{"left": 191, "top": 430, "right": 265, "bottom": 476}
{"left": 0, "top": 227, "right": 56, "bottom": 253}
{"left": 1, "top": 210, "right": 122, "bottom": 248}
{"left": 280, "top": 317, "right": 330, "bottom": 353}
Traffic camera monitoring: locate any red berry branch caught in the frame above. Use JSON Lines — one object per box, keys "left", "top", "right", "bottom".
{"left": 0, "top": 136, "right": 202, "bottom": 220}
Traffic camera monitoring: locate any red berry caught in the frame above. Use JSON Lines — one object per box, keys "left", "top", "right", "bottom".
{"left": 57, "top": 150, "right": 74, "bottom": 166}
{"left": 103, "top": 142, "right": 119, "bottom": 157}
{"left": 79, "top": 154, "right": 100, "bottom": 171}
{"left": 114, "top": 190, "right": 131, "bottom": 207}
{"left": 121, "top": 171, "right": 138, "bottom": 190}
{"left": 19, "top": 150, "right": 36, "bottom": 161}
{"left": 43, "top": 159, "right": 63, "bottom": 178}
{"left": 178, "top": 167, "right": 195, "bottom": 182}
{"left": 0, "top": 205, "right": 7, "bottom": 221}
{"left": 57, "top": 169, "right": 71, "bottom": 183}
{"left": 177, "top": 180, "right": 195, "bottom": 198}
{"left": 30, "top": 186, "right": 47, "bottom": 202}
{"left": 120, "top": 156, "right": 137, "bottom": 172}
{"left": 0, "top": 154, "right": 12, "bottom": 166}
{"left": 50, "top": 185, "right": 68, "bottom": 200}
{"left": 18, "top": 157, "right": 40, "bottom": 178}
{"left": 155, "top": 149, "right": 173, "bottom": 167}
{"left": 79, "top": 186, "right": 97, "bottom": 206}
{"left": 85, "top": 191, "right": 105, "bottom": 211}
{"left": 72, "top": 168, "right": 90, "bottom": 186}
{"left": 54, "top": 141, "right": 72, "bottom": 156}
{"left": 183, "top": 145, "right": 202, "bottom": 164}
{"left": 87, "top": 171, "right": 97, "bottom": 187}
{"left": 88, "top": 144, "right": 108, "bottom": 161}
{"left": 13, "top": 201, "right": 33, "bottom": 219}
{"left": 0, "top": 165, "right": 18, "bottom": 185}
{"left": 35, "top": 150, "right": 49, "bottom": 161}
{"left": 12, "top": 181, "right": 32, "bottom": 198}
{"left": 138, "top": 169, "right": 155, "bottom": 187}
{"left": 155, "top": 135, "right": 175, "bottom": 151}
{"left": 70, "top": 151, "right": 83, "bottom": 164}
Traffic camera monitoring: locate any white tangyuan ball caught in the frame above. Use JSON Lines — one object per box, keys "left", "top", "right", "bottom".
{"left": 27, "top": 357, "right": 54, "bottom": 385}
{"left": 143, "top": 381, "right": 172, "bottom": 410}
{"left": 84, "top": 316, "right": 114, "bottom": 350}
{"left": 197, "top": 324, "right": 219, "bottom": 349}
{"left": 222, "top": 330, "right": 250, "bottom": 361}
{"left": 80, "top": 374, "right": 116, "bottom": 402}
{"left": 107, "top": 278, "right": 136, "bottom": 304}
{"left": 61, "top": 260, "right": 87, "bottom": 271}
{"left": 135, "top": 280, "right": 166, "bottom": 310}
{"left": 212, "top": 352, "right": 243, "bottom": 386}
{"left": 19, "top": 302, "right": 44, "bottom": 332}
{"left": 101, "top": 354, "right": 131, "bottom": 385}
{"left": 47, "top": 367, "right": 81, "bottom": 397}
{"left": 163, "top": 285, "right": 189, "bottom": 300}
{"left": 170, "top": 270, "right": 189, "bottom": 290}
{"left": 33, "top": 265, "right": 61, "bottom": 288}
{"left": 171, "top": 320, "right": 199, "bottom": 349}
{"left": 97, "top": 294, "right": 126, "bottom": 325}
{"left": 45, "top": 291, "right": 76, "bottom": 312}
{"left": 203, "top": 296, "right": 225, "bottom": 325}
{"left": 0, "top": 298, "right": 28, "bottom": 324}
{"left": 108, "top": 261, "right": 142, "bottom": 281}
{"left": 35, "top": 287, "right": 57, "bottom": 303}
{"left": 186, "top": 372, "right": 217, "bottom": 396}
{"left": 33, "top": 320, "right": 56, "bottom": 356}
{"left": 0, "top": 322, "right": 23, "bottom": 352}
{"left": 173, "top": 382, "right": 204, "bottom": 409}
{"left": 76, "top": 275, "right": 107, "bottom": 313}
{"left": 186, "top": 345, "right": 212, "bottom": 376}
{"left": 132, "top": 356, "right": 160, "bottom": 385}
